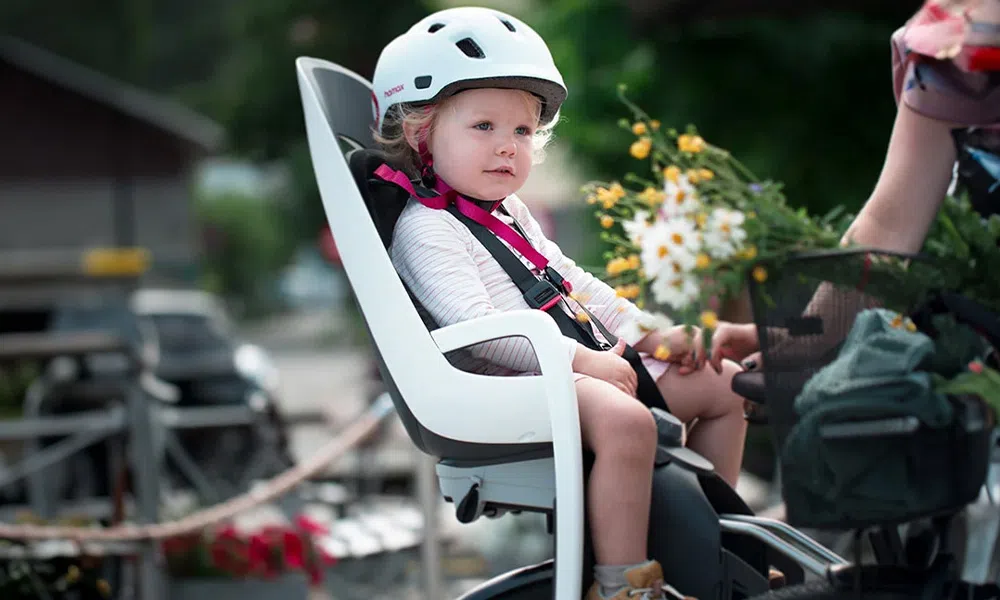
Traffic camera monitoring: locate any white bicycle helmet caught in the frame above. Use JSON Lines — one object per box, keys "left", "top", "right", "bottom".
{"left": 371, "top": 6, "right": 567, "bottom": 133}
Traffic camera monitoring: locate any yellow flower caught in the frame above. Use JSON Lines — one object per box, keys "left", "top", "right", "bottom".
{"left": 695, "top": 253, "right": 711, "bottom": 269}
{"left": 631, "top": 122, "right": 648, "bottom": 136}
{"left": 630, "top": 137, "right": 652, "bottom": 160}
{"left": 600, "top": 215, "right": 615, "bottom": 229}
{"left": 678, "top": 134, "right": 706, "bottom": 153}
{"left": 700, "top": 310, "right": 719, "bottom": 330}
{"left": 686, "top": 169, "right": 701, "bottom": 184}
{"left": 663, "top": 165, "right": 681, "bottom": 183}
{"left": 752, "top": 266, "right": 768, "bottom": 283}
{"left": 639, "top": 186, "right": 665, "bottom": 207}
{"left": 695, "top": 212, "right": 708, "bottom": 228}
{"left": 586, "top": 194, "right": 597, "bottom": 205}
{"left": 627, "top": 254, "right": 641, "bottom": 269}
{"left": 596, "top": 187, "right": 615, "bottom": 205}
{"left": 739, "top": 245, "right": 758, "bottom": 260}
{"left": 610, "top": 182, "right": 626, "bottom": 199}
{"left": 653, "top": 345, "right": 671, "bottom": 361}
{"left": 698, "top": 168, "right": 714, "bottom": 180}
{"left": 606, "top": 257, "right": 629, "bottom": 276}
{"left": 615, "top": 285, "right": 640, "bottom": 299}
{"left": 649, "top": 120, "right": 661, "bottom": 131}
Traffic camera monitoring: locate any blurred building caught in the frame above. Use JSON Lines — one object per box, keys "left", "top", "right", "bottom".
{"left": 0, "top": 36, "right": 224, "bottom": 284}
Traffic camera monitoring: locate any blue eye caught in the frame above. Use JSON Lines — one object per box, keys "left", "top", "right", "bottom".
{"left": 474, "top": 122, "right": 492, "bottom": 131}
{"left": 515, "top": 126, "right": 531, "bottom": 136}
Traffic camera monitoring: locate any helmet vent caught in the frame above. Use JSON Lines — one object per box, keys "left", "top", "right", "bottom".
{"left": 414, "top": 75, "right": 432, "bottom": 90}
{"left": 499, "top": 19, "right": 516, "bottom": 32}
{"left": 455, "top": 38, "right": 486, "bottom": 59}
{"left": 428, "top": 23, "right": 445, "bottom": 33}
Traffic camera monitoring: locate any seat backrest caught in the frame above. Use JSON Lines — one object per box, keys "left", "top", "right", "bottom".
{"left": 296, "top": 57, "right": 557, "bottom": 458}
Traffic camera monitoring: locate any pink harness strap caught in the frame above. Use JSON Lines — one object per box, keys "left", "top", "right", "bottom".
{"left": 374, "top": 163, "right": 553, "bottom": 273}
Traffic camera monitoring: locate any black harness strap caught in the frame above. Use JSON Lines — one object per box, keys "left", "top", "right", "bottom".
{"left": 444, "top": 204, "right": 670, "bottom": 414}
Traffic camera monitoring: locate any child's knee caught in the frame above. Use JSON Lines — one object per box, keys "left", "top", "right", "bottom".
{"left": 607, "top": 402, "right": 658, "bottom": 457}
{"left": 721, "top": 361, "right": 748, "bottom": 408}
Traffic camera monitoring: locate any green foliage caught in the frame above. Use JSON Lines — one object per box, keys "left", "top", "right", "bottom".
{"left": 923, "top": 194, "right": 1000, "bottom": 311}
{"left": 0, "top": 363, "right": 39, "bottom": 419}
{"left": 197, "top": 192, "right": 294, "bottom": 317}
{"left": 530, "top": 1, "right": 912, "bottom": 219}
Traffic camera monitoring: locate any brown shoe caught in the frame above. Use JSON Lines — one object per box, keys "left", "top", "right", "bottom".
{"left": 768, "top": 567, "right": 786, "bottom": 590}
{"left": 584, "top": 561, "right": 667, "bottom": 600}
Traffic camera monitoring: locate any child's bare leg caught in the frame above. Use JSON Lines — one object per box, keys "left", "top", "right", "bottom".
{"left": 576, "top": 376, "right": 658, "bottom": 565}
{"left": 656, "top": 360, "right": 747, "bottom": 487}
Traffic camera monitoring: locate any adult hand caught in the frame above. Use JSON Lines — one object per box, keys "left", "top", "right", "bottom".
{"left": 709, "top": 322, "right": 760, "bottom": 373}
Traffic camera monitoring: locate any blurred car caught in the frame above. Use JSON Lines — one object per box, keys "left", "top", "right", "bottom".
{"left": 130, "top": 288, "right": 293, "bottom": 484}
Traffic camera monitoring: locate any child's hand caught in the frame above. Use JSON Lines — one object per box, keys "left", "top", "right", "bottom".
{"left": 661, "top": 325, "right": 707, "bottom": 376}
{"left": 572, "top": 339, "right": 638, "bottom": 397}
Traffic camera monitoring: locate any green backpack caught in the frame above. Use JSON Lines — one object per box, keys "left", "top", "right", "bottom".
{"left": 780, "top": 308, "right": 993, "bottom": 529}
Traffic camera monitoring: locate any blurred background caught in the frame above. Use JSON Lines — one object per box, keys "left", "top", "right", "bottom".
{"left": 0, "top": 0, "right": 922, "bottom": 598}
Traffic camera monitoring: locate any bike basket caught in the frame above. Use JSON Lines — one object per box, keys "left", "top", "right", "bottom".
{"left": 745, "top": 249, "right": 994, "bottom": 530}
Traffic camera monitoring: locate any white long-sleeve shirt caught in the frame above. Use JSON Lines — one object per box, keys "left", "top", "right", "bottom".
{"left": 390, "top": 193, "right": 668, "bottom": 379}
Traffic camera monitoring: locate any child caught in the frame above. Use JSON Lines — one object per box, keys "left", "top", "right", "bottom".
{"left": 371, "top": 7, "right": 747, "bottom": 599}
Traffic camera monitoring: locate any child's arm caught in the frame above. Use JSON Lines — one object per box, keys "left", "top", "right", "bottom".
{"left": 392, "top": 208, "right": 580, "bottom": 373}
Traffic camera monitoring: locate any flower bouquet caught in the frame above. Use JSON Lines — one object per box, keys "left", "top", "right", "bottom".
{"left": 584, "top": 84, "right": 1000, "bottom": 409}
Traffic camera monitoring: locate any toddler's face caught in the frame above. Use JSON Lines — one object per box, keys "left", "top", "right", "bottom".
{"left": 424, "top": 88, "right": 540, "bottom": 201}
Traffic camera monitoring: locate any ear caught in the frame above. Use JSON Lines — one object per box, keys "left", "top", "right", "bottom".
{"left": 402, "top": 119, "right": 424, "bottom": 154}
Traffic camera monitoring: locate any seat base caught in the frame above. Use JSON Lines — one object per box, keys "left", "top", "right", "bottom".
{"left": 437, "top": 457, "right": 555, "bottom": 523}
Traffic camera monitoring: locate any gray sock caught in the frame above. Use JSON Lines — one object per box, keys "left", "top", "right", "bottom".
{"left": 594, "top": 560, "right": 654, "bottom": 598}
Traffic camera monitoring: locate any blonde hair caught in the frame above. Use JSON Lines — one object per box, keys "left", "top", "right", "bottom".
{"left": 373, "top": 89, "right": 555, "bottom": 179}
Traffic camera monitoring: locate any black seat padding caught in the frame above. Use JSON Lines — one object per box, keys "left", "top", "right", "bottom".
{"left": 731, "top": 371, "right": 767, "bottom": 405}
{"left": 346, "top": 148, "right": 555, "bottom": 462}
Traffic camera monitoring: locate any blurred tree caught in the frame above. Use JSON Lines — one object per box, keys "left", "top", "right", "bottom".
{"left": 200, "top": 0, "right": 433, "bottom": 242}
{"left": 525, "top": 0, "right": 916, "bottom": 218}
{"left": 197, "top": 191, "right": 288, "bottom": 317}
{"left": 415, "top": 0, "right": 919, "bottom": 280}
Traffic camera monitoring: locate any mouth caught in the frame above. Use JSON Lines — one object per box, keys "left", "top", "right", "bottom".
{"left": 485, "top": 166, "right": 515, "bottom": 177}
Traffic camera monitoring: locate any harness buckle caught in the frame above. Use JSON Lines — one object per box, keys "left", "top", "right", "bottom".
{"left": 543, "top": 266, "right": 573, "bottom": 295}
{"left": 524, "top": 278, "right": 563, "bottom": 312}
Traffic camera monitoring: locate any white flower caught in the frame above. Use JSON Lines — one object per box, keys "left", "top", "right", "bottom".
{"left": 703, "top": 208, "right": 748, "bottom": 259}
{"left": 650, "top": 273, "right": 700, "bottom": 311}
{"left": 619, "top": 310, "right": 675, "bottom": 345}
{"left": 640, "top": 219, "right": 699, "bottom": 285}
{"left": 639, "top": 221, "right": 673, "bottom": 280}
{"left": 660, "top": 176, "right": 701, "bottom": 218}
{"left": 622, "top": 210, "right": 651, "bottom": 245}
{"left": 661, "top": 215, "right": 701, "bottom": 255}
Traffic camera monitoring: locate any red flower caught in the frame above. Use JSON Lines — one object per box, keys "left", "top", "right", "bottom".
{"left": 970, "top": 361, "right": 985, "bottom": 374}
{"left": 283, "top": 531, "right": 306, "bottom": 569}
{"left": 248, "top": 534, "right": 272, "bottom": 576}
{"left": 294, "top": 514, "right": 329, "bottom": 536}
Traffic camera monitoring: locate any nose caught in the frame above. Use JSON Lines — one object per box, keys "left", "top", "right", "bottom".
{"left": 496, "top": 135, "right": 517, "bottom": 157}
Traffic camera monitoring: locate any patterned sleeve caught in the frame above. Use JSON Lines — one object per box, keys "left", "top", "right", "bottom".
{"left": 390, "top": 203, "right": 579, "bottom": 372}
